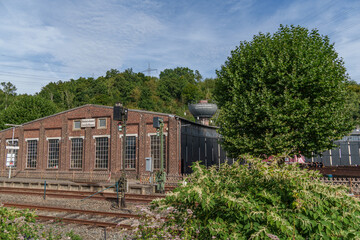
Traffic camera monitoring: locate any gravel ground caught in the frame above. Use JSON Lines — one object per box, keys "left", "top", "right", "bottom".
{"left": 0, "top": 193, "right": 145, "bottom": 240}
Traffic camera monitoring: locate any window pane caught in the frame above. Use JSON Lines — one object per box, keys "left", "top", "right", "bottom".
{"left": 151, "top": 135, "right": 166, "bottom": 169}
{"left": 71, "top": 138, "right": 83, "bottom": 168}
{"left": 48, "top": 139, "right": 60, "bottom": 168}
{"left": 6, "top": 139, "right": 18, "bottom": 168}
{"left": 99, "top": 119, "right": 106, "bottom": 128}
{"left": 74, "top": 121, "right": 81, "bottom": 129}
{"left": 125, "top": 136, "right": 136, "bottom": 169}
{"left": 95, "top": 137, "right": 108, "bottom": 169}
{"left": 27, "top": 140, "right": 37, "bottom": 168}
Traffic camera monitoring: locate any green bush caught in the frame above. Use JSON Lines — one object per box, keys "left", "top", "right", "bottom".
{"left": 142, "top": 157, "right": 360, "bottom": 239}
{"left": 0, "top": 205, "right": 39, "bottom": 239}
{"left": 0, "top": 204, "right": 82, "bottom": 240}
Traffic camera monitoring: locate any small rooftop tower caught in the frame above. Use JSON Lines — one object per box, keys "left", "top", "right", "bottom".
{"left": 188, "top": 100, "right": 218, "bottom": 126}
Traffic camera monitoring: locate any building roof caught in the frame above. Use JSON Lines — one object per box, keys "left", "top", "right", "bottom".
{"left": 0, "top": 104, "right": 218, "bottom": 132}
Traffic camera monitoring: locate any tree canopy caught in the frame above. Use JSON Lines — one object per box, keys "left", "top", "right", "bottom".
{"left": 0, "top": 95, "right": 57, "bottom": 129}
{"left": 214, "top": 25, "right": 354, "bottom": 158}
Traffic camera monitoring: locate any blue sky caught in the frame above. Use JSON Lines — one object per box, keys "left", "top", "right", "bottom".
{"left": 0, "top": 0, "right": 359, "bottom": 94}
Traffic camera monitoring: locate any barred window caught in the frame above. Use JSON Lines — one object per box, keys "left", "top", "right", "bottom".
{"left": 6, "top": 139, "right": 18, "bottom": 168}
{"left": 48, "top": 139, "right": 60, "bottom": 168}
{"left": 95, "top": 137, "right": 108, "bottom": 169}
{"left": 125, "top": 136, "right": 136, "bottom": 169}
{"left": 70, "top": 138, "right": 83, "bottom": 168}
{"left": 26, "top": 140, "right": 38, "bottom": 168}
{"left": 151, "top": 135, "right": 166, "bottom": 169}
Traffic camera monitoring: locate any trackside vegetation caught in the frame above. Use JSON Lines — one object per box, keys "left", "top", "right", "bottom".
{"left": 0, "top": 204, "right": 82, "bottom": 239}
{"left": 125, "top": 157, "right": 360, "bottom": 239}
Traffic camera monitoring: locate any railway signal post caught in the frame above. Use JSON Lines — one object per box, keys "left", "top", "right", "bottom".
{"left": 153, "top": 117, "right": 166, "bottom": 194}
{"left": 114, "top": 103, "right": 128, "bottom": 208}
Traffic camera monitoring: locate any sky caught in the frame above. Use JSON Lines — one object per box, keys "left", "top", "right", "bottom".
{"left": 0, "top": 0, "right": 359, "bottom": 94}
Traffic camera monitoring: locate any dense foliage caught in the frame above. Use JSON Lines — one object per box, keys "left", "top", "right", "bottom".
{"left": 214, "top": 25, "right": 355, "bottom": 158}
{"left": 348, "top": 80, "right": 360, "bottom": 126}
{"left": 0, "top": 204, "right": 82, "bottom": 239}
{"left": 131, "top": 157, "right": 360, "bottom": 239}
{"left": 0, "top": 95, "right": 57, "bottom": 129}
{"left": 0, "top": 67, "right": 216, "bottom": 130}
{"left": 37, "top": 67, "right": 215, "bottom": 120}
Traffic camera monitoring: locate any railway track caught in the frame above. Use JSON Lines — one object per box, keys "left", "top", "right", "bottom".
{"left": 36, "top": 215, "right": 131, "bottom": 228}
{"left": 0, "top": 187, "right": 165, "bottom": 203}
{"left": 3, "top": 202, "right": 136, "bottom": 229}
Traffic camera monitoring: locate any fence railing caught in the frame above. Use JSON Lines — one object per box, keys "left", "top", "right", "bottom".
{"left": 0, "top": 170, "right": 191, "bottom": 185}
{"left": 320, "top": 177, "right": 360, "bottom": 194}
{"left": 0, "top": 170, "right": 112, "bottom": 183}
{"left": 139, "top": 173, "right": 190, "bottom": 186}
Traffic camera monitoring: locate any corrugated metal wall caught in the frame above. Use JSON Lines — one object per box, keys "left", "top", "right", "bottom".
{"left": 180, "top": 120, "right": 233, "bottom": 173}
{"left": 305, "top": 138, "right": 360, "bottom": 166}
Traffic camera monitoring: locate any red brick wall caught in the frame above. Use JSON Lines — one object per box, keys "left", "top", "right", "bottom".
{"left": 0, "top": 105, "right": 181, "bottom": 177}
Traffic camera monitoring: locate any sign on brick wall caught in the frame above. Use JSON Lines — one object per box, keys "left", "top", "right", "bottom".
{"left": 81, "top": 119, "right": 95, "bottom": 128}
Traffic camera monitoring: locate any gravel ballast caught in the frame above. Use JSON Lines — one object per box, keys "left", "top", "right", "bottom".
{"left": 0, "top": 193, "right": 148, "bottom": 239}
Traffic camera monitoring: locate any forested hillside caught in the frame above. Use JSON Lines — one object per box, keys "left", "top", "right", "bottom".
{"left": 0, "top": 67, "right": 216, "bottom": 129}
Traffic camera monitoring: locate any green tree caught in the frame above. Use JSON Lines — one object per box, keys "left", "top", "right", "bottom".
{"left": 0, "top": 82, "right": 17, "bottom": 109}
{"left": 198, "top": 78, "right": 216, "bottom": 100}
{"left": 347, "top": 80, "right": 360, "bottom": 125}
{"left": 157, "top": 67, "right": 201, "bottom": 102}
{"left": 214, "top": 25, "right": 354, "bottom": 158}
{"left": 0, "top": 95, "right": 57, "bottom": 129}
{"left": 182, "top": 83, "right": 201, "bottom": 104}
{"left": 139, "top": 85, "right": 155, "bottom": 110}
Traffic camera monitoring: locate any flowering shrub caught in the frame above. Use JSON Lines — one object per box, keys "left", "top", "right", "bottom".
{"left": 129, "top": 156, "right": 360, "bottom": 239}
{"left": 0, "top": 204, "right": 82, "bottom": 239}
{"left": 123, "top": 205, "right": 198, "bottom": 239}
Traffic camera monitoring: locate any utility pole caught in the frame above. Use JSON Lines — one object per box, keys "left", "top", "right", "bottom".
{"left": 5, "top": 124, "right": 22, "bottom": 179}
{"left": 141, "top": 63, "right": 157, "bottom": 76}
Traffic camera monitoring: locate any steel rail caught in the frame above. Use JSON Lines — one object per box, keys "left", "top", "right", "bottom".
{"left": 0, "top": 189, "right": 159, "bottom": 203}
{"left": 2, "top": 202, "right": 140, "bottom": 218}
{"left": 0, "top": 187, "right": 164, "bottom": 199}
{"left": 36, "top": 215, "right": 132, "bottom": 229}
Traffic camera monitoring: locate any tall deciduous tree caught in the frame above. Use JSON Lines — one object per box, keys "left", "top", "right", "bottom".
{"left": 0, "top": 95, "right": 57, "bottom": 129}
{"left": 0, "top": 81, "right": 17, "bottom": 109}
{"left": 214, "top": 25, "right": 354, "bottom": 158}
{"left": 157, "top": 67, "right": 201, "bottom": 101}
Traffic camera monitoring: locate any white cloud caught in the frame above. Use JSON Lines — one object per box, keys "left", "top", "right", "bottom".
{"left": 0, "top": 0, "right": 359, "bottom": 93}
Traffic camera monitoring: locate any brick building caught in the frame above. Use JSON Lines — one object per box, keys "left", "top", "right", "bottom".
{"left": 0, "top": 105, "right": 228, "bottom": 181}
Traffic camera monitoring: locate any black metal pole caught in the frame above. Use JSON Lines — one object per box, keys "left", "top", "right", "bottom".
{"left": 116, "top": 181, "right": 119, "bottom": 207}
{"left": 121, "top": 119, "right": 127, "bottom": 208}
{"left": 44, "top": 180, "right": 46, "bottom": 200}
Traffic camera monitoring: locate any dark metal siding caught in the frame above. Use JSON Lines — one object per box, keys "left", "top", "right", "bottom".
{"left": 350, "top": 142, "right": 360, "bottom": 165}
{"left": 307, "top": 135, "right": 360, "bottom": 166}
{"left": 180, "top": 120, "right": 230, "bottom": 173}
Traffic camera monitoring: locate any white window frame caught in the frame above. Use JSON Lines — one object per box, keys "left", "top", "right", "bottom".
{"left": 47, "top": 138, "right": 60, "bottom": 169}
{"left": 147, "top": 132, "right": 168, "bottom": 137}
{"left": 69, "top": 136, "right": 85, "bottom": 140}
{"left": 46, "top": 137, "right": 61, "bottom": 141}
{"left": 73, "top": 120, "right": 81, "bottom": 130}
{"left": 25, "top": 139, "right": 38, "bottom": 168}
{"left": 70, "top": 137, "right": 84, "bottom": 169}
{"left": 98, "top": 118, "right": 107, "bottom": 129}
{"left": 149, "top": 134, "right": 167, "bottom": 170}
{"left": 6, "top": 139, "right": 19, "bottom": 168}
{"left": 94, "top": 135, "right": 110, "bottom": 169}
